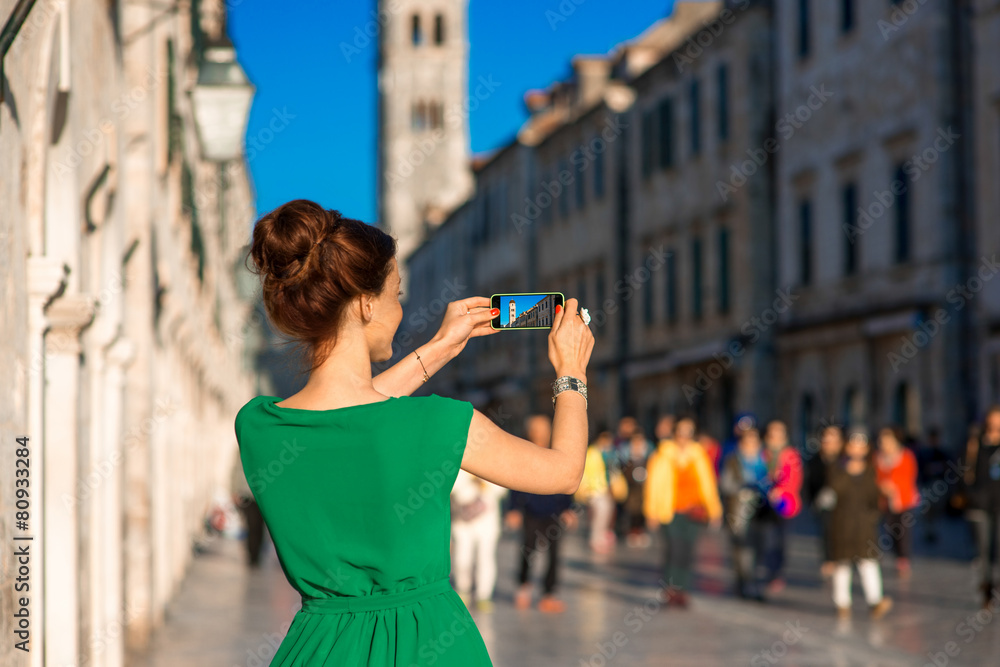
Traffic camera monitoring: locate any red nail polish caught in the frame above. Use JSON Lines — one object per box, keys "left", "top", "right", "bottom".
{"left": 490, "top": 308, "right": 500, "bottom": 316}
{"left": 555, "top": 304, "right": 562, "bottom": 314}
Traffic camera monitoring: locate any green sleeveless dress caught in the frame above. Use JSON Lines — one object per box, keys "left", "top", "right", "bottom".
{"left": 234, "top": 394, "right": 493, "bottom": 666}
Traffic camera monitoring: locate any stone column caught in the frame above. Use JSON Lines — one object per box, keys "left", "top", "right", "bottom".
{"left": 26, "top": 257, "right": 67, "bottom": 667}
{"left": 89, "top": 336, "right": 134, "bottom": 667}
{"left": 42, "top": 293, "right": 95, "bottom": 667}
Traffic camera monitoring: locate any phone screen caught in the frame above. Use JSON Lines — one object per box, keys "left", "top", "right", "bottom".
{"left": 490, "top": 293, "right": 565, "bottom": 330}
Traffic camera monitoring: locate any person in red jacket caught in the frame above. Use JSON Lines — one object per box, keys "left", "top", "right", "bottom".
{"left": 875, "top": 426, "right": 920, "bottom": 579}
{"left": 759, "top": 420, "right": 803, "bottom": 595}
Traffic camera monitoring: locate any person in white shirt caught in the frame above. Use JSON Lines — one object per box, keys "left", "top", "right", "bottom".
{"left": 451, "top": 469, "right": 508, "bottom": 612}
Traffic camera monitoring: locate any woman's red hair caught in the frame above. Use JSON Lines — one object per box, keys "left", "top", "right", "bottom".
{"left": 247, "top": 199, "right": 396, "bottom": 371}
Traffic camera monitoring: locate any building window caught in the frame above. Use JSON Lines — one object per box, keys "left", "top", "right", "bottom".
{"left": 893, "top": 382, "right": 920, "bottom": 438}
{"left": 843, "top": 183, "right": 858, "bottom": 275}
{"left": 540, "top": 175, "right": 554, "bottom": 226}
{"left": 641, "top": 109, "right": 656, "bottom": 178}
{"left": 797, "top": 0, "right": 810, "bottom": 59}
{"left": 692, "top": 236, "right": 703, "bottom": 320}
{"left": 594, "top": 144, "right": 605, "bottom": 199}
{"left": 718, "top": 227, "right": 730, "bottom": 314}
{"left": 411, "top": 101, "right": 427, "bottom": 131}
{"left": 666, "top": 249, "right": 678, "bottom": 324}
{"left": 434, "top": 14, "right": 444, "bottom": 45}
{"left": 575, "top": 154, "right": 586, "bottom": 210}
{"left": 643, "top": 261, "right": 654, "bottom": 326}
{"left": 558, "top": 159, "right": 569, "bottom": 219}
{"left": 840, "top": 0, "right": 855, "bottom": 33}
{"left": 717, "top": 64, "right": 729, "bottom": 141}
{"left": 799, "top": 393, "right": 816, "bottom": 448}
{"left": 842, "top": 385, "right": 864, "bottom": 428}
{"left": 658, "top": 97, "right": 675, "bottom": 169}
{"left": 894, "top": 163, "right": 911, "bottom": 263}
{"left": 799, "top": 199, "right": 812, "bottom": 285}
{"left": 426, "top": 101, "right": 444, "bottom": 129}
{"left": 481, "top": 189, "right": 492, "bottom": 243}
{"left": 411, "top": 14, "right": 423, "bottom": 46}
{"left": 689, "top": 78, "right": 701, "bottom": 156}
{"left": 596, "top": 266, "right": 606, "bottom": 310}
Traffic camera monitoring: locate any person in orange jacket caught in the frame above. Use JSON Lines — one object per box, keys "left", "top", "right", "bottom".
{"left": 875, "top": 426, "right": 920, "bottom": 579}
{"left": 645, "top": 417, "right": 723, "bottom": 607}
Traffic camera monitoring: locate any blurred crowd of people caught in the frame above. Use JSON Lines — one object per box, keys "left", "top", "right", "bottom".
{"left": 447, "top": 406, "right": 1000, "bottom": 618}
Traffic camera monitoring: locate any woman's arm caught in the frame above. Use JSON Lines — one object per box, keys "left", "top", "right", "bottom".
{"left": 460, "top": 298, "right": 594, "bottom": 494}
{"left": 373, "top": 297, "right": 497, "bottom": 397}
{"left": 461, "top": 394, "right": 588, "bottom": 495}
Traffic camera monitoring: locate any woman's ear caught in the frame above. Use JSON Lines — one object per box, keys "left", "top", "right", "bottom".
{"left": 360, "top": 293, "right": 375, "bottom": 323}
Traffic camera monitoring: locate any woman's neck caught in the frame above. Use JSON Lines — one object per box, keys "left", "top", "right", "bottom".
{"left": 281, "top": 331, "right": 383, "bottom": 409}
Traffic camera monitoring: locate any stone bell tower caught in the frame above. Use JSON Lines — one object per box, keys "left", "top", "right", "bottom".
{"left": 377, "top": 0, "right": 473, "bottom": 287}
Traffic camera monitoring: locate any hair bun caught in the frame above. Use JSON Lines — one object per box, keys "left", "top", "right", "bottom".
{"left": 246, "top": 199, "right": 396, "bottom": 372}
{"left": 249, "top": 200, "right": 338, "bottom": 284}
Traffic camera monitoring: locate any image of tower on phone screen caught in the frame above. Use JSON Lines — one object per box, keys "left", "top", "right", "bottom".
{"left": 501, "top": 294, "right": 558, "bottom": 328}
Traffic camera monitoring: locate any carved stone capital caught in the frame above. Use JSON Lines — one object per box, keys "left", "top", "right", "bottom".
{"left": 45, "top": 294, "right": 96, "bottom": 356}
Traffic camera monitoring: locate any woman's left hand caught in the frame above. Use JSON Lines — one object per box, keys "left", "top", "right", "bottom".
{"left": 432, "top": 296, "right": 499, "bottom": 357}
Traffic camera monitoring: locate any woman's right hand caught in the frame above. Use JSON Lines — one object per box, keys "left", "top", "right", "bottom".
{"left": 548, "top": 297, "right": 594, "bottom": 380}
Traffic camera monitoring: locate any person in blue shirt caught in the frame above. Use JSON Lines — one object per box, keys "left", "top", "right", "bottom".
{"left": 719, "top": 426, "right": 770, "bottom": 600}
{"left": 505, "top": 415, "right": 577, "bottom": 613}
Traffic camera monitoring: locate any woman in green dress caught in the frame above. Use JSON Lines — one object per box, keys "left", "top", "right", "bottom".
{"left": 235, "top": 200, "right": 594, "bottom": 665}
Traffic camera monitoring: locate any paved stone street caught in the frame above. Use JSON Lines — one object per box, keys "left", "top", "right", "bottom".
{"left": 134, "top": 518, "right": 1000, "bottom": 667}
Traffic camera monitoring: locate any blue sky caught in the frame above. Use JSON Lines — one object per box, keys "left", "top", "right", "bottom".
{"left": 229, "top": 0, "right": 675, "bottom": 229}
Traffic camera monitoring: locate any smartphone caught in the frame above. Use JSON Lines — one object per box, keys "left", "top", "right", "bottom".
{"left": 490, "top": 292, "right": 565, "bottom": 330}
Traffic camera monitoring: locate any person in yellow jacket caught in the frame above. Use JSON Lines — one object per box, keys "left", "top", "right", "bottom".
{"left": 575, "top": 432, "right": 616, "bottom": 554}
{"left": 645, "top": 417, "right": 723, "bottom": 607}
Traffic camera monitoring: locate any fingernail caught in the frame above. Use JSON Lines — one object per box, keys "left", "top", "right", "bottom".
{"left": 555, "top": 305, "right": 562, "bottom": 314}
{"left": 490, "top": 308, "right": 500, "bottom": 316}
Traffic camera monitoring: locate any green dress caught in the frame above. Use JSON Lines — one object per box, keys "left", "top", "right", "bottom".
{"left": 234, "top": 394, "right": 493, "bottom": 666}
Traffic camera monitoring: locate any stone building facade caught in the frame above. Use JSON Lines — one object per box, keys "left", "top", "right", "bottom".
{"left": 771, "top": 0, "right": 979, "bottom": 445}
{"left": 0, "top": 1, "right": 257, "bottom": 665}
{"left": 377, "top": 0, "right": 474, "bottom": 285}
{"left": 971, "top": 0, "right": 1000, "bottom": 417}
{"left": 402, "top": 0, "right": 999, "bottom": 447}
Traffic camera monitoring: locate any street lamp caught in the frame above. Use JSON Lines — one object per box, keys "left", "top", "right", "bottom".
{"left": 190, "top": 39, "right": 254, "bottom": 162}
{"left": 189, "top": 35, "right": 255, "bottom": 248}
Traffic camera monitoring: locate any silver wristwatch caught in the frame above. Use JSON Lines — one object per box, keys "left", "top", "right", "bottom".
{"left": 552, "top": 376, "right": 587, "bottom": 407}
